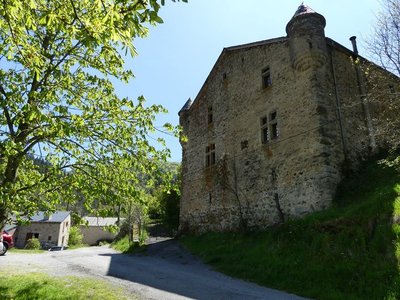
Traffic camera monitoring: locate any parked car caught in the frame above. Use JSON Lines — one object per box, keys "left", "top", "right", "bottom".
{"left": 0, "top": 230, "right": 14, "bottom": 256}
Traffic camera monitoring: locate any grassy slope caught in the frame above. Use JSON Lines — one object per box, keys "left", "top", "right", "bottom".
{"left": 0, "top": 272, "right": 133, "bottom": 300}
{"left": 181, "top": 157, "right": 400, "bottom": 300}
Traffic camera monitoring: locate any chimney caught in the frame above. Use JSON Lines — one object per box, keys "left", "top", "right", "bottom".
{"left": 349, "top": 36, "right": 358, "bottom": 55}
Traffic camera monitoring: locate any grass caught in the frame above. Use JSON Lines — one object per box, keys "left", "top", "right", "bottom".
{"left": 0, "top": 271, "right": 134, "bottom": 300}
{"left": 9, "top": 248, "right": 46, "bottom": 254}
{"left": 67, "top": 243, "right": 89, "bottom": 250}
{"left": 181, "top": 156, "right": 400, "bottom": 300}
{"left": 111, "top": 236, "right": 147, "bottom": 254}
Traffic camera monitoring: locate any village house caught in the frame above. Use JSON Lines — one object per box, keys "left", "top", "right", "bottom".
{"left": 13, "top": 211, "right": 71, "bottom": 248}
{"left": 179, "top": 4, "right": 399, "bottom": 233}
{"left": 80, "top": 216, "right": 119, "bottom": 246}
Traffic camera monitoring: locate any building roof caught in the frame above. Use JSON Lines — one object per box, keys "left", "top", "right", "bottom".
{"left": 178, "top": 98, "right": 193, "bottom": 116}
{"left": 83, "top": 216, "right": 119, "bottom": 227}
{"left": 225, "top": 37, "right": 287, "bottom": 52}
{"left": 292, "top": 3, "right": 316, "bottom": 17}
{"left": 30, "top": 211, "right": 70, "bottom": 223}
{"left": 4, "top": 224, "right": 17, "bottom": 232}
{"left": 178, "top": 4, "right": 368, "bottom": 116}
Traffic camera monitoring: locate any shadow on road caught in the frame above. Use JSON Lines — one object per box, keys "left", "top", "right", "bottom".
{"left": 101, "top": 239, "right": 305, "bottom": 300}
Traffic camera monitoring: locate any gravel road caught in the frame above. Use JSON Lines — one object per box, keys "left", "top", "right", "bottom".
{"left": 0, "top": 239, "right": 306, "bottom": 300}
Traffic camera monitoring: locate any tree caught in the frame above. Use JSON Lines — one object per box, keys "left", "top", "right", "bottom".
{"left": 0, "top": 0, "right": 186, "bottom": 229}
{"left": 367, "top": 0, "right": 400, "bottom": 77}
{"left": 68, "top": 226, "right": 83, "bottom": 246}
{"left": 365, "top": 0, "right": 400, "bottom": 150}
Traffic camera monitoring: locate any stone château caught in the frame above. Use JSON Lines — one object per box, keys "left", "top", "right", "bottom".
{"left": 178, "top": 4, "right": 399, "bottom": 233}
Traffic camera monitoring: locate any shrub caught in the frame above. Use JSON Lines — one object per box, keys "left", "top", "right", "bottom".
{"left": 25, "top": 238, "right": 40, "bottom": 250}
{"left": 68, "top": 226, "right": 83, "bottom": 246}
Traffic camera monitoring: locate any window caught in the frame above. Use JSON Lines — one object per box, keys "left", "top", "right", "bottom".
{"left": 34, "top": 233, "right": 39, "bottom": 239}
{"left": 260, "top": 111, "right": 279, "bottom": 143}
{"left": 269, "top": 111, "right": 279, "bottom": 139}
{"left": 262, "top": 66, "right": 272, "bottom": 88}
{"left": 48, "top": 236, "right": 52, "bottom": 241}
{"left": 205, "top": 144, "right": 216, "bottom": 167}
{"left": 207, "top": 106, "right": 213, "bottom": 124}
{"left": 260, "top": 116, "right": 269, "bottom": 144}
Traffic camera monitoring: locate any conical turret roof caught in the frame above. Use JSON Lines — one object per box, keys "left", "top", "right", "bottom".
{"left": 292, "top": 3, "right": 316, "bottom": 18}
{"left": 286, "top": 3, "right": 326, "bottom": 34}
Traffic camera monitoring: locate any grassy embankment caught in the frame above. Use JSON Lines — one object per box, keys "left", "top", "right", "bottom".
{"left": 0, "top": 271, "right": 133, "bottom": 300}
{"left": 181, "top": 157, "right": 400, "bottom": 300}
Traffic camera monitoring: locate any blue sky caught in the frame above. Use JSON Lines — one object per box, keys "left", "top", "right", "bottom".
{"left": 116, "top": 0, "right": 381, "bottom": 162}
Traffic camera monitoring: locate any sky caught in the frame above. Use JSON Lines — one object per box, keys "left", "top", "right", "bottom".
{"left": 115, "top": 0, "right": 382, "bottom": 162}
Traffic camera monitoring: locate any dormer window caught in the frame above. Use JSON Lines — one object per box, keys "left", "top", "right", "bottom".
{"left": 262, "top": 66, "right": 272, "bottom": 88}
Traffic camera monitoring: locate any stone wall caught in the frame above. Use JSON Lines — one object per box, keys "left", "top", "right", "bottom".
{"left": 14, "top": 217, "right": 70, "bottom": 248}
{"left": 179, "top": 9, "right": 399, "bottom": 234}
{"left": 180, "top": 38, "right": 346, "bottom": 233}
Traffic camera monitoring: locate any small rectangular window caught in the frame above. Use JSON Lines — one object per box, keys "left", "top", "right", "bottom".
{"left": 262, "top": 66, "right": 272, "bottom": 88}
{"left": 207, "top": 106, "right": 213, "bottom": 124}
{"left": 270, "top": 111, "right": 277, "bottom": 121}
{"left": 271, "top": 122, "right": 279, "bottom": 139}
{"left": 260, "top": 117, "right": 269, "bottom": 144}
{"left": 205, "top": 143, "right": 216, "bottom": 167}
{"left": 269, "top": 111, "right": 279, "bottom": 140}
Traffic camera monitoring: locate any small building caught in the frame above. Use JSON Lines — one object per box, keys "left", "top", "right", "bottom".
{"left": 80, "top": 217, "right": 119, "bottom": 246}
{"left": 14, "top": 211, "right": 71, "bottom": 248}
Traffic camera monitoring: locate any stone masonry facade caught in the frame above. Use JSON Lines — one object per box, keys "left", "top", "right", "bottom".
{"left": 179, "top": 4, "right": 400, "bottom": 233}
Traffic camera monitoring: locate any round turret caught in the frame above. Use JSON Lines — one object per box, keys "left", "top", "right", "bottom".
{"left": 286, "top": 4, "right": 328, "bottom": 71}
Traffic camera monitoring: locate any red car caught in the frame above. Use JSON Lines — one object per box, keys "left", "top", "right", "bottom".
{"left": 0, "top": 231, "right": 14, "bottom": 255}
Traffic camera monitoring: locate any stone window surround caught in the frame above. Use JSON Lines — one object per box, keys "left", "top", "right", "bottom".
{"left": 260, "top": 110, "right": 279, "bottom": 144}
{"left": 207, "top": 106, "right": 213, "bottom": 125}
{"left": 205, "top": 143, "right": 216, "bottom": 167}
{"left": 262, "top": 66, "right": 272, "bottom": 89}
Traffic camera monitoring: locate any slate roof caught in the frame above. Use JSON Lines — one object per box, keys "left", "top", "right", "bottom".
{"left": 4, "top": 224, "right": 17, "bottom": 232}
{"left": 83, "top": 217, "right": 119, "bottom": 227}
{"left": 178, "top": 98, "right": 193, "bottom": 116}
{"left": 292, "top": 3, "right": 316, "bottom": 17}
{"left": 30, "top": 211, "right": 70, "bottom": 223}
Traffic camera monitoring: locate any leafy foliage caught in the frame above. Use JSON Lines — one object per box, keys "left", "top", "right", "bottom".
{"left": 68, "top": 226, "right": 83, "bottom": 246}
{"left": 24, "top": 237, "right": 41, "bottom": 250}
{"left": 0, "top": 0, "right": 186, "bottom": 228}
{"left": 159, "top": 189, "right": 180, "bottom": 233}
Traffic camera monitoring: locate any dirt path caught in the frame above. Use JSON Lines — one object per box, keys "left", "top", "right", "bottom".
{"left": 0, "top": 240, "right": 306, "bottom": 300}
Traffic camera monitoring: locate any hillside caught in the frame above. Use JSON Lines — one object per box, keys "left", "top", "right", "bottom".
{"left": 181, "top": 156, "right": 400, "bottom": 300}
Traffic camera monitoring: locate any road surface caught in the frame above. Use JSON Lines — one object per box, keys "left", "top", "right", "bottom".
{"left": 0, "top": 239, "right": 306, "bottom": 300}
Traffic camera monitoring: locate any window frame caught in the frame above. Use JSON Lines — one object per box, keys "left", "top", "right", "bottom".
{"left": 207, "top": 106, "right": 213, "bottom": 125}
{"left": 260, "top": 111, "right": 279, "bottom": 144}
{"left": 262, "top": 66, "right": 272, "bottom": 89}
{"left": 205, "top": 143, "right": 216, "bottom": 167}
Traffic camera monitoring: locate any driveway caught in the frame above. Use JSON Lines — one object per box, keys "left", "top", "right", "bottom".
{"left": 0, "top": 240, "right": 306, "bottom": 300}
